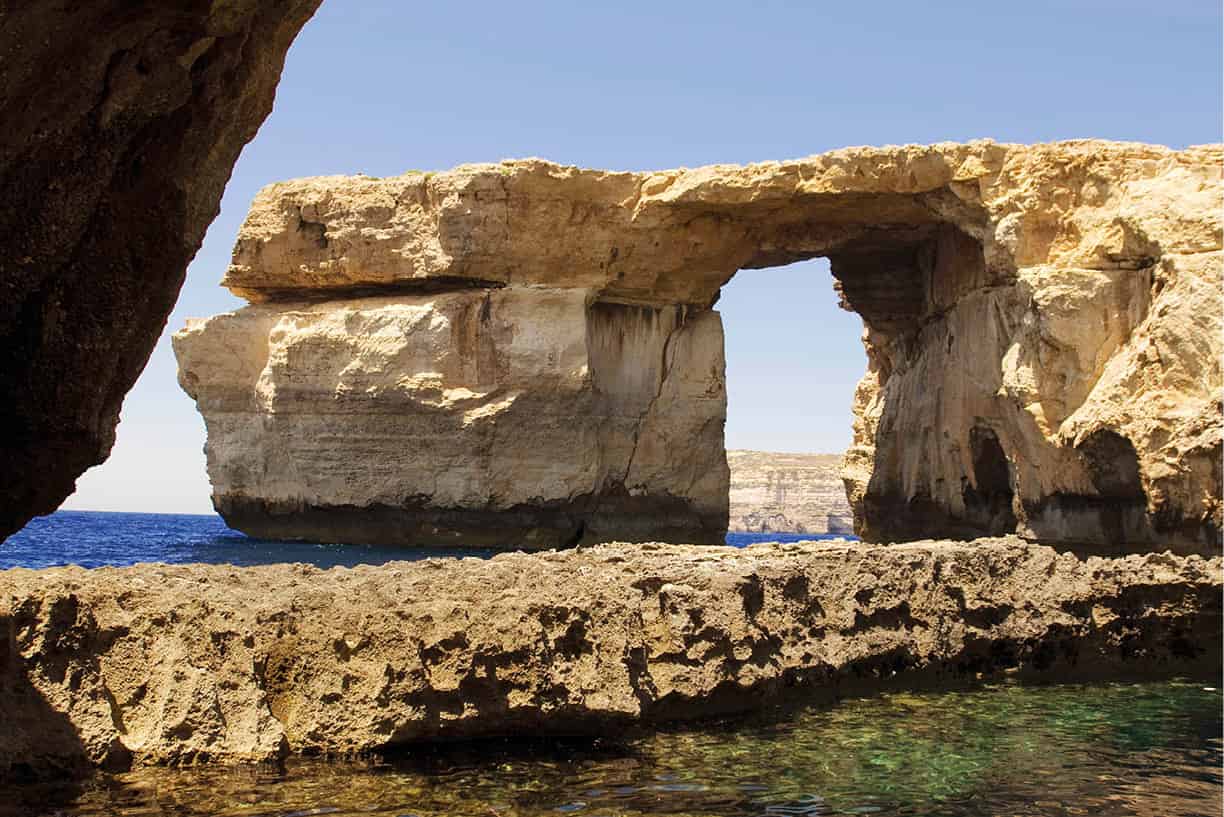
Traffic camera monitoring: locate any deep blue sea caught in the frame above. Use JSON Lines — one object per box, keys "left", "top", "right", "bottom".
{"left": 0, "top": 510, "right": 852, "bottom": 569}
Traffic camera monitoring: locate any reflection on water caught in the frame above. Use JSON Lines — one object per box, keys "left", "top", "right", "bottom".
{"left": 6, "top": 679, "right": 1219, "bottom": 817}
{"left": 0, "top": 511, "right": 850, "bottom": 569}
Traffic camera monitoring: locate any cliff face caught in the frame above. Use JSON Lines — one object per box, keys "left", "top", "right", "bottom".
{"left": 176, "top": 141, "right": 1223, "bottom": 551}
{"left": 1, "top": 540, "right": 1218, "bottom": 774}
{"left": 175, "top": 292, "right": 727, "bottom": 547}
{"left": 727, "top": 451, "right": 853, "bottom": 534}
{"left": 0, "top": 1, "right": 321, "bottom": 541}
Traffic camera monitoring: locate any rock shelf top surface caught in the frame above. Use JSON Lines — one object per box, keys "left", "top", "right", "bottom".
{"left": 2, "top": 538, "right": 1219, "bottom": 775}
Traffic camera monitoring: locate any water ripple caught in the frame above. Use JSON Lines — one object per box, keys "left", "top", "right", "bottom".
{"left": 2, "top": 679, "right": 1216, "bottom": 817}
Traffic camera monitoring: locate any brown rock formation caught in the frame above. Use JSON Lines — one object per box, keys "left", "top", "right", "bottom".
{"left": 177, "top": 142, "right": 1222, "bottom": 551}
{"left": 175, "top": 292, "right": 727, "bottom": 547}
{"left": 1, "top": 539, "right": 1218, "bottom": 775}
{"left": 728, "top": 450, "right": 853, "bottom": 534}
{"left": 0, "top": 0, "right": 321, "bottom": 541}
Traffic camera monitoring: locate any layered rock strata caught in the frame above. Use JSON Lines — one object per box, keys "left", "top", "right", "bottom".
{"left": 0, "top": 0, "right": 321, "bottom": 541}
{"left": 176, "top": 142, "right": 1223, "bottom": 550}
{"left": 176, "top": 292, "right": 728, "bottom": 547}
{"left": 1, "top": 540, "right": 1219, "bottom": 775}
{"left": 727, "top": 450, "right": 854, "bottom": 533}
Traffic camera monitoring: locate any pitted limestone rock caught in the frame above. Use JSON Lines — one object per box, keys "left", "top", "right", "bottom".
{"left": 0, "top": 540, "right": 1219, "bottom": 775}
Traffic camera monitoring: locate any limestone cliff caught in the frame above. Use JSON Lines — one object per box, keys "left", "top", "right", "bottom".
{"left": 176, "top": 291, "right": 727, "bottom": 547}
{"left": 0, "top": 1, "right": 320, "bottom": 541}
{"left": 727, "top": 450, "right": 853, "bottom": 534}
{"left": 1, "top": 540, "right": 1218, "bottom": 774}
{"left": 176, "top": 141, "right": 1223, "bottom": 551}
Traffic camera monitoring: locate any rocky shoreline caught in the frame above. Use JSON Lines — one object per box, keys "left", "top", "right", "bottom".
{"left": 2, "top": 538, "right": 1218, "bottom": 778}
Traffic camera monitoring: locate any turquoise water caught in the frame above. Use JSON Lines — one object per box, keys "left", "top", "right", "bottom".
{"left": 3, "top": 679, "right": 1219, "bottom": 817}
{"left": 0, "top": 511, "right": 847, "bottom": 569}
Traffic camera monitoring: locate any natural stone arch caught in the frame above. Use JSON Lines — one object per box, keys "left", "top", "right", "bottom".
{"left": 176, "top": 143, "right": 1223, "bottom": 553}
{"left": 1, "top": 5, "right": 1219, "bottom": 559}
{"left": 1, "top": 6, "right": 1217, "bottom": 556}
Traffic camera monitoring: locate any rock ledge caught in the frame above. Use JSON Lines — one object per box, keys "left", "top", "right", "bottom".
{"left": 1, "top": 539, "right": 1218, "bottom": 776}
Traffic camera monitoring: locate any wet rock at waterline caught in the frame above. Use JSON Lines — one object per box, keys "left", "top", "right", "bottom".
{"left": 175, "top": 141, "right": 1222, "bottom": 551}
{"left": 0, "top": 539, "right": 1219, "bottom": 775}
{"left": 0, "top": 0, "right": 321, "bottom": 541}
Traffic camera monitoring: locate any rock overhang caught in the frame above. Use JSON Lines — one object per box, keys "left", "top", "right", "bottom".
{"left": 0, "top": 0, "right": 322, "bottom": 542}
{"left": 221, "top": 144, "right": 1012, "bottom": 307}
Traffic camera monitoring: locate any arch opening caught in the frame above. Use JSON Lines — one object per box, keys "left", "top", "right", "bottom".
{"left": 719, "top": 209, "right": 1004, "bottom": 543}
{"left": 713, "top": 206, "right": 1005, "bottom": 543}
{"left": 719, "top": 258, "right": 862, "bottom": 537}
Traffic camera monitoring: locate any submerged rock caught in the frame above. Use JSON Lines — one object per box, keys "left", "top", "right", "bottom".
{"left": 0, "top": 540, "right": 1218, "bottom": 775}
{"left": 175, "top": 142, "right": 1223, "bottom": 551}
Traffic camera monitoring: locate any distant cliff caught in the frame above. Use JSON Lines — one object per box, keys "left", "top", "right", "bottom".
{"left": 727, "top": 450, "right": 853, "bottom": 534}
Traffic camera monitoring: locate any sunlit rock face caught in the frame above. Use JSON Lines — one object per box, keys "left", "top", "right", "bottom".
{"left": 177, "top": 141, "right": 1222, "bottom": 551}
{"left": 175, "top": 291, "right": 728, "bottom": 547}
{"left": 1, "top": 541, "right": 1219, "bottom": 773}
{"left": 0, "top": 0, "right": 320, "bottom": 541}
{"left": 727, "top": 451, "right": 853, "bottom": 534}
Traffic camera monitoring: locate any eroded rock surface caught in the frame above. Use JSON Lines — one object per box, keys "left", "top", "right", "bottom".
{"left": 175, "top": 291, "right": 728, "bottom": 547}
{"left": 0, "top": 0, "right": 321, "bottom": 541}
{"left": 728, "top": 451, "right": 853, "bottom": 534}
{"left": 0, "top": 540, "right": 1218, "bottom": 775}
{"left": 177, "top": 141, "right": 1223, "bottom": 550}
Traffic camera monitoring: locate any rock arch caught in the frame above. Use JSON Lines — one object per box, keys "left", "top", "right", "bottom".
{"left": 4, "top": 8, "right": 1216, "bottom": 556}
{"left": 176, "top": 143, "right": 1223, "bottom": 553}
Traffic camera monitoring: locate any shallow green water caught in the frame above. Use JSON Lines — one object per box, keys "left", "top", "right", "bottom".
{"left": 8, "top": 679, "right": 1221, "bottom": 817}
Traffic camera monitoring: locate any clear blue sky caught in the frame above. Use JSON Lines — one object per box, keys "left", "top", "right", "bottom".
{"left": 64, "top": 0, "right": 1222, "bottom": 514}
